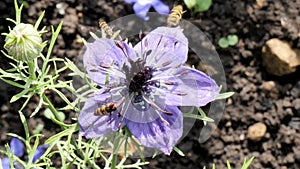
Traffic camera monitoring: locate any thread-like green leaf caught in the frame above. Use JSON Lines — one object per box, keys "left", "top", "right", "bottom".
{"left": 215, "top": 92, "right": 235, "bottom": 100}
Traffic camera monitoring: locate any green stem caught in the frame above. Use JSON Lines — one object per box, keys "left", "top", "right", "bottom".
{"left": 28, "top": 61, "right": 36, "bottom": 80}
{"left": 111, "top": 154, "right": 117, "bottom": 169}
{"left": 42, "top": 93, "right": 62, "bottom": 122}
{"left": 42, "top": 93, "right": 100, "bottom": 169}
{"left": 70, "top": 138, "right": 100, "bottom": 169}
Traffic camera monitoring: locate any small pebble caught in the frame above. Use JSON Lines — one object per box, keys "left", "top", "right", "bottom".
{"left": 261, "top": 81, "right": 276, "bottom": 91}
{"left": 247, "top": 122, "right": 267, "bottom": 141}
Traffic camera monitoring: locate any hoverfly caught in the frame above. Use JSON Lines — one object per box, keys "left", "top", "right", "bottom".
{"left": 98, "top": 18, "right": 114, "bottom": 37}
{"left": 94, "top": 103, "right": 117, "bottom": 116}
{"left": 98, "top": 18, "right": 122, "bottom": 40}
{"left": 167, "top": 5, "right": 185, "bottom": 27}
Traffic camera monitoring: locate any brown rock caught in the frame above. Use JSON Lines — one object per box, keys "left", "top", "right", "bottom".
{"left": 292, "top": 99, "right": 300, "bottom": 110}
{"left": 62, "top": 9, "right": 78, "bottom": 35}
{"left": 254, "top": 113, "right": 263, "bottom": 121}
{"left": 262, "top": 140, "right": 272, "bottom": 151}
{"left": 247, "top": 122, "right": 267, "bottom": 141}
{"left": 288, "top": 117, "right": 300, "bottom": 130}
{"left": 261, "top": 151, "right": 276, "bottom": 165}
{"left": 221, "top": 135, "right": 234, "bottom": 143}
{"left": 283, "top": 153, "right": 295, "bottom": 163}
{"left": 239, "top": 133, "right": 245, "bottom": 141}
{"left": 261, "top": 81, "right": 280, "bottom": 99}
{"left": 293, "top": 146, "right": 300, "bottom": 161}
{"left": 264, "top": 110, "right": 280, "bottom": 127}
{"left": 208, "top": 140, "right": 224, "bottom": 155}
{"left": 261, "top": 38, "right": 300, "bottom": 76}
{"left": 291, "top": 81, "right": 300, "bottom": 98}
{"left": 247, "top": 5, "right": 254, "bottom": 15}
{"left": 261, "top": 81, "right": 276, "bottom": 91}
{"left": 282, "top": 98, "right": 292, "bottom": 107}
{"left": 255, "top": 0, "right": 267, "bottom": 9}
{"left": 278, "top": 125, "right": 296, "bottom": 144}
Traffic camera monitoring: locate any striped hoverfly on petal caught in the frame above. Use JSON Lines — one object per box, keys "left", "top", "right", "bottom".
{"left": 94, "top": 102, "right": 117, "bottom": 116}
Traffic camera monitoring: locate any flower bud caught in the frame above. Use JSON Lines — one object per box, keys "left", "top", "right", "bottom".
{"left": 4, "top": 23, "right": 45, "bottom": 62}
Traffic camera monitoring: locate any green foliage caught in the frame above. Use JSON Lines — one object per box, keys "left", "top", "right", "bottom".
{"left": 0, "top": 0, "right": 236, "bottom": 168}
{"left": 227, "top": 157, "right": 255, "bottom": 169}
{"left": 183, "top": 106, "right": 214, "bottom": 126}
{"left": 0, "top": 1, "right": 150, "bottom": 168}
{"left": 3, "top": 23, "right": 46, "bottom": 62}
{"left": 203, "top": 157, "right": 254, "bottom": 169}
{"left": 195, "top": 0, "right": 212, "bottom": 12}
{"left": 2, "top": 2, "right": 46, "bottom": 63}
{"left": 218, "top": 37, "right": 229, "bottom": 48}
{"left": 241, "top": 157, "right": 255, "bottom": 169}
{"left": 18, "top": 0, "right": 29, "bottom": 8}
{"left": 173, "top": 147, "right": 185, "bottom": 157}
{"left": 227, "top": 35, "right": 239, "bottom": 46}
{"left": 184, "top": 0, "right": 212, "bottom": 13}
{"left": 215, "top": 92, "right": 235, "bottom": 100}
{"left": 184, "top": 0, "right": 196, "bottom": 9}
{"left": 183, "top": 88, "right": 234, "bottom": 125}
{"left": 0, "top": 111, "right": 54, "bottom": 169}
{"left": 44, "top": 108, "right": 66, "bottom": 122}
{"left": 218, "top": 34, "right": 239, "bottom": 48}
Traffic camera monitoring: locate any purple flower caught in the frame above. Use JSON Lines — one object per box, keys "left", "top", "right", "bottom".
{"left": 1, "top": 137, "right": 24, "bottom": 169}
{"left": 9, "top": 137, "right": 25, "bottom": 157}
{"left": 124, "top": 0, "right": 170, "bottom": 20}
{"left": 79, "top": 26, "right": 220, "bottom": 155}
{"left": 1, "top": 138, "right": 49, "bottom": 169}
{"left": 32, "top": 145, "right": 49, "bottom": 162}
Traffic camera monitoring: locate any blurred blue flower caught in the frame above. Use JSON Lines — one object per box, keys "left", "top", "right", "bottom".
{"left": 32, "top": 145, "right": 49, "bottom": 163}
{"left": 9, "top": 137, "right": 25, "bottom": 157}
{"left": 1, "top": 137, "right": 24, "bottom": 169}
{"left": 1, "top": 137, "right": 49, "bottom": 169}
{"left": 79, "top": 26, "right": 220, "bottom": 155}
{"left": 124, "top": 0, "right": 170, "bottom": 20}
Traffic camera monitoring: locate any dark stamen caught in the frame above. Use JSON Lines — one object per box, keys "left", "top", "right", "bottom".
{"left": 129, "top": 66, "right": 154, "bottom": 93}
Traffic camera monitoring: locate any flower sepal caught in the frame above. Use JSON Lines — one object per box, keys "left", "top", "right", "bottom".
{"left": 3, "top": 23, "right": 46, "bottom": 63}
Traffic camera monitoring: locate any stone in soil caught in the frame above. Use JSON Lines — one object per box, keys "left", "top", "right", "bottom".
{"left": 247, "top": 122, "right": 267, "bottom": 141}
{"left": 261, "top": 38, "right": 300, "bottom": 76}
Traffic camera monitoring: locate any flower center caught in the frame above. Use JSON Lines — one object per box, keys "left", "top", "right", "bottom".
{"left": 129, "top": 66, "right": 154, "bottom": 93}
{"left": 128, "top": 66, "right": 161, "bottom": 110}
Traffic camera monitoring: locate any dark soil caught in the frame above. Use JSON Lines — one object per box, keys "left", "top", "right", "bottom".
{"left": 1, "top": 0, "right": 300, "bottom": 168}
